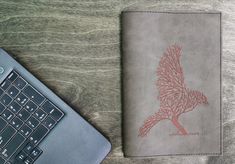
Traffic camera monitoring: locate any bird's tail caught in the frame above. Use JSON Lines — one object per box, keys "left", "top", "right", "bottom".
{"left": 138, "top": 112, "right": 165, "bottom": 137}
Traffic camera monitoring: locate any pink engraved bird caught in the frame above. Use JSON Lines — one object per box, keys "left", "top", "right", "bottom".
{"left": 138, "top": 44, "right": 208, "bottom": 137}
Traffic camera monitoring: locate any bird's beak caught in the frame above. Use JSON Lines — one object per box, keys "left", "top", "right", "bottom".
{"left": 204, "top": 100, "right": 209, "bottom": 105}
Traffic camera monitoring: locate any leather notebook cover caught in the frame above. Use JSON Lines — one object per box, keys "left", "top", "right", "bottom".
{"left": 121, "top": 11, "right": 222, "bottom": 157}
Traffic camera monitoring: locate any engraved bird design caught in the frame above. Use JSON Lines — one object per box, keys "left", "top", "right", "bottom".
{"left": 139, "top": 44, "right": 208, "bottom": 137}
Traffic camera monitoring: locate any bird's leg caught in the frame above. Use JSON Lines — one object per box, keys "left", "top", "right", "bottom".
{"left": 171, "top": 116, "right": 188, "bottom": 135}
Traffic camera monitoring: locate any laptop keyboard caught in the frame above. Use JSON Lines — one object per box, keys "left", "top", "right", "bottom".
{"left": 0, "top": 71, "right": 65, "bottom": 164}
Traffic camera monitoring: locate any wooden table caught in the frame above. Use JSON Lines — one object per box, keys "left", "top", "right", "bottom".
{"left": 0, "top": 0, "right": 234, "bottom": 163}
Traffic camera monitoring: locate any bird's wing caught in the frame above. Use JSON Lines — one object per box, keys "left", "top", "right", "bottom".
{"left": 156, "top": 45, "right": 186, "bottom": 107}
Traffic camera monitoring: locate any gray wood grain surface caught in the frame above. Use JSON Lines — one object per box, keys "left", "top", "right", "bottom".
{"left": 0, "top": 0, "right": 233, "bottom": 163}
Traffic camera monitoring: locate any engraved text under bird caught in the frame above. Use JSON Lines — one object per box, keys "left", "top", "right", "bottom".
{"left": 138, "top": 45, "right": 208, "bottom": 137}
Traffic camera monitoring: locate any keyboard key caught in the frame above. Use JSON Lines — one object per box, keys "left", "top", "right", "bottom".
{"left": 30, "top": 147, "right": 42, "bottom": 161}
{"left": 24, "top": 157, "right": 33, "bottom": 164}
{"left": 11, "top": 117, "right": 23, "bottom": 129}
{"left": 23, "top": 85, "right": 45, "bottom": 105}
{"left": 2, "top": 110, "right": 14, "bottom": 121}
{"left": 27, "top": 117, "right": 39, "bottom": 129}
{"left": 42, "top": 101, "right": 64, "bottom": 121}
{"left": 23, "top": 142, "right": 34, "bottom": 155}
{"left": 9, "top": 101, "right": 21, "bottom": 113}
{"left": 34, "top": 109, "right": 46, "bottom": 121}
{"left": 0, "top": 125, "right": 16, "bottom": 148}
{"left": 0, "top": 103, "right": 6, "bottom": 114}
{"left": 0, "top": 88, "right": 3, "bottom": 97}
{"left": 20, "top": 125, "right": 32, "bottom": 138}
{"left": 18, "top": 109, "right": 30, "bottom": 121}
{"left": 1, "top": 133, "right": 25, "bottom": 159}
{"left": 0, "top": 94, "right": 12, "bottom": 106}
{"left": 7, "top": 86, "right": 19, "bottom": 98}
{"left": 1, "top": 80, "right": 11, "bottom": 91}
{"left": 13, "top": 77, "right": 27, "bottom": 90}
{"left": 16, "top": 151, "right": 27, "bottom": 161}
{"left": 0, "top": 157, "right": 5, "bottom": 164}
{"left": 0, "top": 117, "right": 7, "bottom": 132}
{"left": 7, "top": 72, "right": 18, "bottom": 82}
{"left": 16, "top": 93, "right": 29, "bottom": 106}
{"left": 29, "top": 125, "right": 48, "bottom": 145}
{"left": 42, "top": 116, "right": 56, "bottom": 129}
{"left": 25, "top": 101, "right": 37, "bottom": 113}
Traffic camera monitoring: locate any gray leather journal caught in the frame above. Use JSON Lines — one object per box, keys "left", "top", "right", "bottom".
{"left": 121, "top": 11, "right": 222, "bottom": 157}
